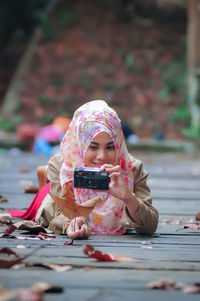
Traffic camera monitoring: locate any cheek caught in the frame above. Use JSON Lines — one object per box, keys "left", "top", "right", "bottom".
{"left": 85, "top": 150, "right": 94, "bottom": 164}
{"left": 109, "top": 150, "right": 117, "bottom": 163}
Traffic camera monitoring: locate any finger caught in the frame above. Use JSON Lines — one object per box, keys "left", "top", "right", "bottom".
{"left": 109, "top": 171, "right": 122, "bottom": 181}
{"left": 75, "top": 224, "right": 90, "bottom": 239}
{"left": 99, "top": 164, "right": 113, "bottom": 171}
{"left": 67, "top": 224, "right": 75, "bottom": 239}
{"left": 106, "top": 165, "right": 121, "bottom": 173}
{"left": 80, "top": 224, "right": 90, "bottom": 238}
{"left": 67, "top": 218, "right": 79, "bottom": 238}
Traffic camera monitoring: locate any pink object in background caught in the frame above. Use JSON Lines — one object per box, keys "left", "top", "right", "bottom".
{"left": 36, "top": 125, "right": 65, "bottom": 142}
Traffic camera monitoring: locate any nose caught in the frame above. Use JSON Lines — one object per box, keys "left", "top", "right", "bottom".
{"left": 96, "top": 149, "right": 106, "bottom": 161}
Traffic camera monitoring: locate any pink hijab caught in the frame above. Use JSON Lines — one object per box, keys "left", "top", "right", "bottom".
{"left": 60, "top": 100, "right": 134, "bottom": 234}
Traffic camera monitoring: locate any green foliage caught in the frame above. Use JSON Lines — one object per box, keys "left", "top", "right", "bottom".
{"left": 51, "top": 75, "right": 65, "bottom": 87}
{"left": 38, "top": 94, "right": 58, "bottom": 107}
{"left": 77, "top": 78, "right": 93, "bottom": 92}
{"left": 170, "top": 105, "right": 190, "bottom": 122}
{"left": 0, "top": 115, "right": 24, "bottom": 131}
{"left": 125, "top": 53, "right": 142, "bottom": 74}
{"left": 59, "top": 9, "right": 80, "bottom": 28}
{"left": 158, "top": 86, "right": 170, "bottom": 99}
{"left": 39, "top": 13, "right": 54, "bottom": 41}
{"left": 39, "top": 8, "right": 80, "bottom": 42}
{"left": 158, "top": 55, "right": 187, "bottom": 99}
{"left": 125, "top": 54, "right": 134, "bottom": 68}
{"left": 181, "top": 126, "right": 200, "bottom": 139}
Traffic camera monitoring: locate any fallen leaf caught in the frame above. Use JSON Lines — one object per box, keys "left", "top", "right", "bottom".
{"left": 64, "top": 238, "right": 74, "bottom": 245}
{"left": 0, "top": 244, "right": 47, "bottom": 269}
{"left": 83, "top": 244, "right": 141, "bottom": 262}
{"left": 17, "top": 288, "right": 44, "bottom": 301}
{"left": 0, "top": 217, "right": 13, "bottom": 226}
{"left": 140, "top": 241, "right": 152, "bottom": 249}
{"left": 17, "top": 245, "right": 27, "bottom": 249}
{"left": 0, "top": 247, "right": 23, "bottom": 268}
{"left": 30, "top": 282, "right": 63, "bottom": 293}
{"left": 0, "top": 194, "right": 8, "bottom": 203}
{"left": 24, "top": 186, "right": 39, "bottom": 193}
{"left": 196, "top": 213, "right": 200, "bottom": 221}
{"left": 162, "top": 218, "right": 194, "bottom": 225}
{"left": 49, "top": 187, "right": 101, "bottom": 219}
{"left": 0, "top": 220, "right": 50, "bottom": 238}
{"left": 15, "top": 235, "right": 51, "bottom": 241}
{"left": 182, "top": 283, "right": 200, "bottom": 294}
{"left": 12, "top": 262, "right": 72, "bottom": 272}
{"left": 14, "top": 220, "right": 49, "bottom": 234}
{"left": 38, "top": 232, "right": 56, "bottom": 240}
{"left": 20, "top": 167, "right": 30, "bottom": 173}
{"left": 38, "top": 263, "right": 71, "bottom": 272}
{"left": 177, "top": 223, "right": 200, "bottom": 232}
{"left": 148, "top": 278, "right": 183, "bottom": 291}
{"left": 0, "top": 224, "right": 17, "bottom": 237}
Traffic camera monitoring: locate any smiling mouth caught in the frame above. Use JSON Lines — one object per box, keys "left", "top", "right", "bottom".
{"left": 93, "top": 163, "right": 104, "bottom": 167}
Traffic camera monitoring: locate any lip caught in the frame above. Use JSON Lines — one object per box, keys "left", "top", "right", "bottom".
{"left": 93, "top": 163, "right": 104, "bottom": 167}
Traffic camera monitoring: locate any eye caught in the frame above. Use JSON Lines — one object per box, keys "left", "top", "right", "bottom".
{"left": 107, "top": 145, "right": 115, "bottom": 150}
{"left": 89, "top": 145, "right": 98, "bottom": 150}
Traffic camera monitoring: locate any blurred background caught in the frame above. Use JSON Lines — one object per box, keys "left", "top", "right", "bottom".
{"left": 0, "top": 0, "right": 199, "bottom": 153}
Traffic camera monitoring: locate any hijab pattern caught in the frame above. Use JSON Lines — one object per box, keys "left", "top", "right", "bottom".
{"left": 60, "top": 100, "right": 134, "bottom": 234}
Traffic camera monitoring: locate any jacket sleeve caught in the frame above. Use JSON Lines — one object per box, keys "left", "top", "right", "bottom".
{"left": 46, "top": 151, "right": 69, "bottom": 234}
{"left": 122, "top": 156, "right": 159, "bottom": 235}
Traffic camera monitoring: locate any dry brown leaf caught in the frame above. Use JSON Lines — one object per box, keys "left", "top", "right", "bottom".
{"left": 14, "top": 220, "right": 48, "bottom": 234}
{"left": 162, "top": 218, "right": 194, "bottom": 225}
{"left": 0, "top": 224, "right": 17, "bottom": 237}
{"left": 49, "top": 190, "right": 100, "bottom": 219}
{"left": 177, "top": 223, "right": 200, "bottom": 232}
{"left": 0, "top": 218, "right": 13, "bottom": 226}
{"left": 182, "top": 283, "right": 200, "bottom": 294}
{"left": 36, "top": 263, "right": 72, "bottom": 272}
{"left": 0, "top": 247, "right": 23, "bottom": 268}
{"left": 17, "top": 288, "right": 44, "bottom": 301}
{"left": 148, "top": 278, "right": 183, "bottom": 291}
{"left": 38, "top": 232, "right": 56, "bottom": 240}
{"left": 30, "top": 282, "right": 63, "bottom": 293}
{"left": 12, "top": 262, "right": 71, "bottom": 272}
{"left": 24, "top": 186, "right": 39, "bottom": 193}
{"left": 64, "top": 238, "right": 74, "bottom": 245}
{"left": 0, "top": 194, "right": 8, "bottom": 203}
{"left": 196, "top": 213, "right": 200, "bottom": 221}
{"left": 20, "top": 167, "right": 30, "bottom": 173}
{"left": 83, "top": 244, "right": 141, "bottom": 262}
{"left": 0, "top": 221, "right": 50, "bottom": 238}
{"left": 0, "top": 244, "right": 48, "bottom": 269}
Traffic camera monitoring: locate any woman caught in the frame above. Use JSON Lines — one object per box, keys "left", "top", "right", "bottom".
{"left": 8, "top": 100, "right": 158, "bottom": 238}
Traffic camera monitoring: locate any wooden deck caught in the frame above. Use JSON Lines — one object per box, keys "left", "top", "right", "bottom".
{"left": 0, "top": 150, "right": 200, "bottom": 300}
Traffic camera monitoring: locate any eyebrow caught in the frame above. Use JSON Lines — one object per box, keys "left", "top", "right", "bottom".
{"left": 90, "top": 141, "right": 114, "bottom": 145}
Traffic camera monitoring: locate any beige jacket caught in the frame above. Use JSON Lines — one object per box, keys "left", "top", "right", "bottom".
{"left": 36, "top": 151, "right": 159, "bottom": 235}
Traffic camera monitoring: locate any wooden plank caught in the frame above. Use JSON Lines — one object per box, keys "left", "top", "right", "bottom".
{"left": 0, "top": 151, "right": 200, "bottom": 301}
{"left": 154, "top": 200, "right": 200, "bottom": 215}
{"left": 148, "top": 178, "right": 200, "bottom": 190}
{"left": 0, "top": 269, "right": 200, "bottom": 301}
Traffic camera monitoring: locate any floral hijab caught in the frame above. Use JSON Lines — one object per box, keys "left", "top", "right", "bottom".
{"left": 60, "top": 100, "right": 134, "bottom": 234}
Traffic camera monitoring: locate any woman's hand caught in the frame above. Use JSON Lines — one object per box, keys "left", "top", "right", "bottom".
{"left": 66, "top": 217, "right": 90, "bottom": 239}
{"left": 100, "top": 164, "right": 142, "bottom": 225}
{"left": 100, "top": 164, "right": 133, "bottom": 202}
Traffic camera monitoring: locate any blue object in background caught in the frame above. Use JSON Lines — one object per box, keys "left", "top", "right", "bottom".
{"left": 33, "top": 139, "right": 52, "bottom": 155}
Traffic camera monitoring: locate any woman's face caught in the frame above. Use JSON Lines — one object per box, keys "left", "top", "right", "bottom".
{"left": 85, "top": 132, "right": 116, "bottom": 167}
